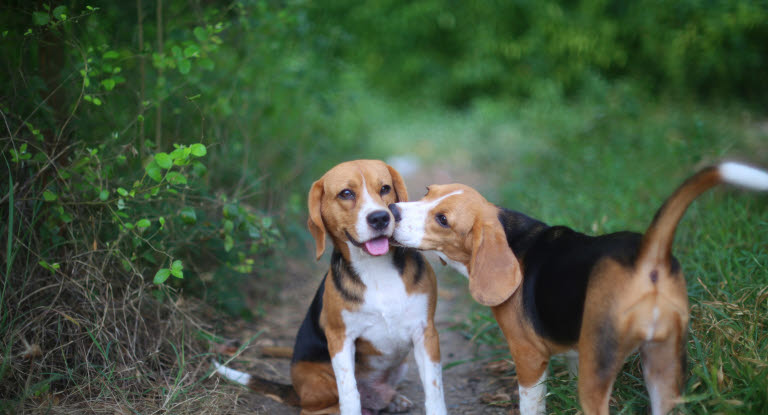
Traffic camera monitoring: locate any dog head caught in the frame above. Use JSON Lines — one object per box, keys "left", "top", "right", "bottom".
{"left": 390, "top": 184, "right": 521, "bottom": 306}
{"left": 307, "top": 160, "right": 408, "bottom": 260}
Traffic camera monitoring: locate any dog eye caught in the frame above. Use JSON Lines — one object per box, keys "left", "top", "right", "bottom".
{"left": 380, "top": 185, "right": 391, "bottom": 196}
{"left": 435, "top": 214, "right": 449, "bottom": 228}
{"left": 338, "top": 189, "right": 355, "bottom": 200}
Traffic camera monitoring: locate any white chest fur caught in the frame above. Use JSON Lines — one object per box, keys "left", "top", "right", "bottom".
{"left": 343, "top": 245, "right": 429, "bottom": 354}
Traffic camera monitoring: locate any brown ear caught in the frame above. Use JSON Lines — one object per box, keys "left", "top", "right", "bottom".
{"left": 307, "top": 179, "right": 326, "bottom": 260}
{"left": 468, "top": 220, "right": 522, "bottom": 306}
{"left": 386, "top": 164, "right": 409, "bottom": 202}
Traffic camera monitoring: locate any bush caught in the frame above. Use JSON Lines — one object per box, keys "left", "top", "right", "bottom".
{"left": 311, "top": 0, "right": 768, "bottom": 106}
{"left": 0, "top": 1, "right": 366, "bottom": 411}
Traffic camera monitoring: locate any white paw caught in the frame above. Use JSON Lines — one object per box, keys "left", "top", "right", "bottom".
{"left": 386, "top": 393, "right": 414, "bottom": 413}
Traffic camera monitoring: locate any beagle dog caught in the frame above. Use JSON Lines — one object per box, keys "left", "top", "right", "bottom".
{"left": 215, "top": 160, "right": 447, "bottom": 415}
{"left": 389, "top": 162, "right": 768, "bottom": 415}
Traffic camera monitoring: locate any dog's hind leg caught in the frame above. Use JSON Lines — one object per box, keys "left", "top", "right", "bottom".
{"left": 577, "top": 315, "right": 639, "bottom": 415}
{"left": 640, "top": 332, "right": 686, "bottom": 415}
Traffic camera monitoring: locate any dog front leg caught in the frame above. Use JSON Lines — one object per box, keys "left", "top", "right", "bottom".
{"left": 412, "top": 325, "right": 447, "bottom": 415}
{"left": 329, "top": 335, "right": 361, "bottom": 414}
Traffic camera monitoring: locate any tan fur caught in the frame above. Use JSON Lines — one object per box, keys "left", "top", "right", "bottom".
{"left": 291, "top": 361, "right": 339, "bottom": 414}
{"left": 307, "top": 160, "right": 408, "bottom": 260}
{"left": 402, "top": 181, "right": 700, "bottom": 414}
{"left": 468, "top": 206, "right": 523, "bottom": 306}
{"left": 294, "top": 160, "right": 439, "bottom": 413}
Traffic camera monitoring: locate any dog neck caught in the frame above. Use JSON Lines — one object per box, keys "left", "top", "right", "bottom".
{"left": 496, "top": 207, "right": 549, "bottom": 261}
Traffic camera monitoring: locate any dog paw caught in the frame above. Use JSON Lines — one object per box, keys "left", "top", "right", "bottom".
{"left": 385, "top": 393, "right": 413, "bottom": 413}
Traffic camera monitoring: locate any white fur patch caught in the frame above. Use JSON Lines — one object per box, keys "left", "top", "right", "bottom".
{"left": 719, "top": 162, "right": 768, "bottom": 191}
{"left": 212, "top": 360, "right": 251, "bottom": 385}
{"left": 412, "top": 330, "right": 447, "bottom": 415}
{"left": 392, "top": 190, "right": 464, "bottom": 248}
{"left": 355, "top": 175, "right": 393, "bottom": 243}
{"left": 339, "top": 245, "right": 443, "bottom": 413}
{"left": 436, "top": 252, "right": 469, "bottom": 278}
{"left": 519, "top": 371, "right": 547, "bottom": 415}
{"left": 646, "top": 306, "right": 660, "bottom": 342}
{"left": 331, "top": 338, "right": 362, "bottom": 414}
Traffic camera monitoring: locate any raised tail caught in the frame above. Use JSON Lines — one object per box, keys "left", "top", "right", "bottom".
{"left": 212, "top": 360, "right": 300, "bottom": 406}
{"left": 638, "top": 162, "right": 768, "bottom": 266}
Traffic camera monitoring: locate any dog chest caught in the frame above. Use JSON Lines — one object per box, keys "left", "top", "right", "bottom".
{"left": 343, "top": 254, "right": 429, "bottom": 353}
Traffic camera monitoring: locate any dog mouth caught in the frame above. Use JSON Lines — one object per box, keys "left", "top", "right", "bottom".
{"left": 345, "top": 231, "right": 391, "bottom": 256}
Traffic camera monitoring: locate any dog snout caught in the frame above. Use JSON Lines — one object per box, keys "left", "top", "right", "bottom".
{"left": 367, "top": 210, "right": 391, "bottom": 231}
{"left": 388, "top": 204, "right": 402, "bottom": 222}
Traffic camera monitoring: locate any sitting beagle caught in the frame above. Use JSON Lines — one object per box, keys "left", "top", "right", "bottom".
{"left": 389, "top": 162, "right": 768, "bottom": 415}
{"left": 214, "top": 160, "right": 447, "bottom": 415}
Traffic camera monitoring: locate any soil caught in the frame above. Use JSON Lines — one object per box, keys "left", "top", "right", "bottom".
{"left": 216, "top": 259, "right": 517, "bottom": 415}
{"left": 211, "top": 159, "right": 519, "bottom": 414}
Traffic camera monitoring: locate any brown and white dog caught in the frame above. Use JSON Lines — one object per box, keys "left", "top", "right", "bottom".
{"left": 214, "top": 160, "right": 446, "bottom": 415}
{"left": 388, "top": 162, "right": 768, "bottom": 415}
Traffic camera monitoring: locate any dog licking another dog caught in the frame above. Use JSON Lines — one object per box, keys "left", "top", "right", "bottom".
{"left": 216, "top": 160, "right": 768, "bottom": 415}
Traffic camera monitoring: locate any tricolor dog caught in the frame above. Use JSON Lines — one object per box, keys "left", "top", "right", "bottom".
{"left": 389, "top": 162, "right": 768, "bottom": 415}
{"left": 215, "top": 160, "right": 447, "bottom": 415}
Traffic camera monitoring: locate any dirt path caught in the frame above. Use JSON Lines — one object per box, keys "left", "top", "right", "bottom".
{"left": 217, "top": 259, "right": 514, "bottom": 415}
{"left": 213, "top": 158, "right": 516, "bottom": 414}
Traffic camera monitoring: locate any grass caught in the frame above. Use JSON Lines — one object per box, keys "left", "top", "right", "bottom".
{"left": 357, "top": 83, "right": 768, "bottom": 413}
{"left": 2, "top": 70, "right": 765, "bottom": 413}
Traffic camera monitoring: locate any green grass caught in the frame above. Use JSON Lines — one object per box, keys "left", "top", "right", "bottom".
{"left": 359, "top": 84, "right": 768, "bottom": 413}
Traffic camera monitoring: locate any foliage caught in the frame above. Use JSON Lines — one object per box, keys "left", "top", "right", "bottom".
{"left": 311, "top": 0, "right": 768, "bottom": 106}
{"left": 0, "top": 0, "right": 365, "bottom": 411}
{"left": 365, "top": 88, "right": 768, "bottom": 413}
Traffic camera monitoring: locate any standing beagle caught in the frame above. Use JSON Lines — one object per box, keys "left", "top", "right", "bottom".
{"left": 215, "top": 160, "right": 447, "bottom": 415}
{"left": 389, "top": 162, "right": 768, "bottom": 415}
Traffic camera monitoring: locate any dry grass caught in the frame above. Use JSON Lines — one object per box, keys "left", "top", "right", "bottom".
{"left": 0, "top": 251, "right": 265, "bottom": 414}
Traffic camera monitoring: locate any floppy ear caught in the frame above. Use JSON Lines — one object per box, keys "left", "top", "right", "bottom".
{"left": 468, "top": 220, "right": 522, "bottom": 306}
{"left": 386, "top": 164, "right": 409, "bottom": 202}
{"left": 307, "top": 179, "right": 326, "bottom": 260}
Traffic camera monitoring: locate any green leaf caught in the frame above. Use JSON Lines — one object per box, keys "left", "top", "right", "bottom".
{"left": 101, "top": 78, "right": 116, "bottom": 91}
{"left": 170, "top": 260, "right": 184, "bottom": 279}
{"left": 180, "top": 207, "right": 196, "bottom": 224}
{"left": 145, "top": 160, "right": 162, "bottom": 182}
{"left": 190, "top": 143, "right": 207, "bottom": 157}
{"left": 158, "top": 216, "right": 166, "bottom": 229}
{"left": 154, "top": 152, "right": 172, "bottom": 169}
{"left": 102, "top": 50, "right": 119, "bottom": 59}
{"left": 43, "top": 190, "right": 57, "bottom": 201}
{"left": 92, "top": 97, "right": 102, "bottom": 106}
{"left": 52, "top": 6, "right": 67, "bottom": 20}
{"left": 178, "top": 59, "right": 191, "bottom": 75}
{"left": 136, "top": 219, "right": 151, "bottom": 229}
{"left": 224, "top": 234, "right": 234, "bottom": 252}
{"left": 117, "top": 187, "right": 128, "bottom": 196}
{"left": 117, "top": 198, "right": 125, "bottom": 210}
{"left": 99, "top": 190, "right": 109, "bottom": 201}
{"left": 39, "top": 260, "right": 59, "bottom": 273}
{"left": 166, "top": 171, "right": 187, "bottom": 185}
{"left": 223, "top": 219, "right": 234, "bottom": 233}
{"left": 193, "top": 27, "right": 207, "bottom": 42}
{"left": 153, "top": 268, "right": 171, "bottom": 284}
{"left": 183, "top": 45, "right": 200, "bottom": 58}
{"left": 33, "top": 12, "right": 50, "bottom": 26}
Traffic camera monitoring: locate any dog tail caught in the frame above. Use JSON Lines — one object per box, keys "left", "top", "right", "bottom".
{"left": 212, "top": 360, "right": 300, "bottom": 406}
{"left": 638, "top": 162, "right": 768, "bottom": 267}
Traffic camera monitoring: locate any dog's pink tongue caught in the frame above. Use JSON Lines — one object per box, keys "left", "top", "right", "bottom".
{"left": 364, "top": 237, "right": 390, "bottom": 256}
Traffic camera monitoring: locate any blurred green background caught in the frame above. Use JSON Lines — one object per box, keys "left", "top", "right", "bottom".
{"left": 1, "top": 0, "right": 767, "bottom": 413}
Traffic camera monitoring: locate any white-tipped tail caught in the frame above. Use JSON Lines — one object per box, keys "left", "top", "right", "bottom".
{"left": 719, "top": 162, "right": 768, "bottom": 191}
{"left": 213, "top": 360, "right": 251, "bottom": 385}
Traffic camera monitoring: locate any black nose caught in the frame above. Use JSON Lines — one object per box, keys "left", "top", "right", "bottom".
{"left": 388, "top": 204, "right": 402, "bottom": 222}
{"left": 367, "top": 210, "right": 390, "bottom": 231}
